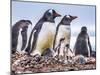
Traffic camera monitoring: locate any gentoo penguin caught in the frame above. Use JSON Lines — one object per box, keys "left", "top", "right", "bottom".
{"left": 12, "top": 20, "right": 32, "bottom": 54}
{"left": 53, "top": 15, "right": 77, "bottom": 59}
{"left": 25, "top": 9, "right": 61, "bottom": 56}
{"left": 74, "top": 26, "right": 92, "bottom": 57}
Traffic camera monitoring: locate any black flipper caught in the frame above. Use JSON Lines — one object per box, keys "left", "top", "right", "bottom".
{"left": 21, "top": 26, "right": 28, "bottom": 50}
{"left": 53, "top": 24, "right": 60, "bottom": 50}
{"left": 25, "top": 28, "right": 35, "bottom": 53}
{"left": 30, "top": 29, "right": 40, "bottom": 53}
{"left": 25, "top": 19, "right": 44, "bottom": 53}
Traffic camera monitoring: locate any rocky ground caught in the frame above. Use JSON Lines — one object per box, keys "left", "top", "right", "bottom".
{"left": 11, "top": 51, "right": 96, "bottom": 74}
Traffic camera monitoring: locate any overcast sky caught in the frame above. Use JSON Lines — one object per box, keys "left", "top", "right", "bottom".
{"left": 12, "top": 1, "right": 96, "bottom": 50}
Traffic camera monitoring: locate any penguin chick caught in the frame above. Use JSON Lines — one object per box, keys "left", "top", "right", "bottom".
{"left": 53, "top": 15, "right": 77, "bottom": 57}
{"left": 12, "top": 20, "right": 32, "bottom": 54}
{"left": 25, "top": 9, "right": 61, "bottom": 56}
{"left": 74, "top": 26, "right": 92, "bottom": 57}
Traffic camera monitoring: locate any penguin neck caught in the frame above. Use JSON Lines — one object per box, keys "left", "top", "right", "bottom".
{"left": 59, "top": 22, "right": 71, "bottom": 26}
{"left": 59, "top": 23, "right": 70, "bottom": 26}
{"left": 81, "top": 31, "right": 87, "bottom": 34}
{"left": 41, "top": 17, "right": 55, "bottom": 23}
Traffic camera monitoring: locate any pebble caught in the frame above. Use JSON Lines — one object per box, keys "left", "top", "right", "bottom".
{"left": 11, "top": 52, "right": 96, "bottom": 73}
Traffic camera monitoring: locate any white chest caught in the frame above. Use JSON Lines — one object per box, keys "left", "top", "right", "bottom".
{"left": 38, "top": 22, "right": 56, "bottom": 38}
{"left": 17, "top": 28, "right": 22, "bottom": 52}
{"left": 56, "top": 25, "right": 71, "bottom": 42}
{"left": 31, "top": 22, "right": 56, "bottom": 55}
{"left": 58, "top": 25, "right": 71, "bottom": 36}
{"left": 41, "top": 22, "right": 56, "bottom": 33}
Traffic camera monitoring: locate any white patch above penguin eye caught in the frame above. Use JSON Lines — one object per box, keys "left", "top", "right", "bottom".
{"left": 66, "top": 15, "right": 70, "bottom": 18}
{"left": 49, "top": 9, "right": 53, "bottom": 14}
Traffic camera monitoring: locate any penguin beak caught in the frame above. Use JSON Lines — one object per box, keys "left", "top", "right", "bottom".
{"left": 69, "top": 15, "right": 78, "bottom": 20}
{"left": 74, "top": 16, "right": 78, "bottom": 19}
{"left": 54, "top": 12, "right": 61, "bottom": 17}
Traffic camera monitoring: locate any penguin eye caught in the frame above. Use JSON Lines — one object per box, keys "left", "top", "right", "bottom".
{"left": 47, "top": 13, "right": 51, "bottom": 16}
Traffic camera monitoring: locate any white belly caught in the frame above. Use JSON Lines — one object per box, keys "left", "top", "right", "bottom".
{"left": 23, "top": 25, "right": 32, "bottom": 51}
{"left": 31, "top": 22, "right": 56, "bottom": 55}
{"left": 55, "top": 25, "right": 71, "bottom": 56}
{"left": 17, "top": 28, "right": 22, "bottom": 52}
{"left": 55, "top": 25, "right": 71, "bottom": 48}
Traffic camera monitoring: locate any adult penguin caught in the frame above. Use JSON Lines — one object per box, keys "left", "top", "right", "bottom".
{"left": 53, "top": 15, "right": 77, "bottom": 58}
{"left": 25, "top": 9, "right": 61, "bottom": 56}
{"left": 12, "top": 20, "right": 32, "bottom": 54}
{"left": 73, "top": 26, "right": 92, "bottom": 57}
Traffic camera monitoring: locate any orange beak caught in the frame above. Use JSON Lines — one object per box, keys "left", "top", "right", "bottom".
{"left": 54, "top": 12, "right": 61, "bottom": 17}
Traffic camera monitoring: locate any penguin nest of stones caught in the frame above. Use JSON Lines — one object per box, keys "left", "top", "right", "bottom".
{"left": 11, "top": 52, "right": 96, "bottom": 73}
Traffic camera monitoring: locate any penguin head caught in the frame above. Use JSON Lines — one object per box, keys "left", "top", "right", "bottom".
{"left": 60, "top": 15, "right": 77, "bottom": 25}
{"left": 81, "top": 26, "right": 87, "bottom": 33}
{"left": 43, "top": 9, "right": 61, "bottom": 22}
{"left": 68, "top": 15, "right": 78, "bottom": 21}
{"left": 25, "top": 20, "right": 32, "bottom": 25}
{"left": 17, "top": 20, "right": 32, "bottom": 28}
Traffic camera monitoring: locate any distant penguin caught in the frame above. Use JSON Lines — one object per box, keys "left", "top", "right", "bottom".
{"left": 12, "top": 20, "right": 32, "bottom": 54}
{"left": 74, "top": 26, "right": 92, "bottom": 57}
{"left": 25, "top": 9, "right": 61, "bottom": 56}
{"left": 53, "top": 15, "right": 77, "bottom": 58}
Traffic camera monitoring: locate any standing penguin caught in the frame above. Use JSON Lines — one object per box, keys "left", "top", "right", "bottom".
{"left": 74, "top": 26, "right": 92, "bottom": 57}
{"left": 25, "top": 9, "right": 61, "bottom": 56}
{"left": 53, "top": 15, "right": 77, "bottom": 59}
{"left": 12, "top": 20, "right": 32, "bottom": 54}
